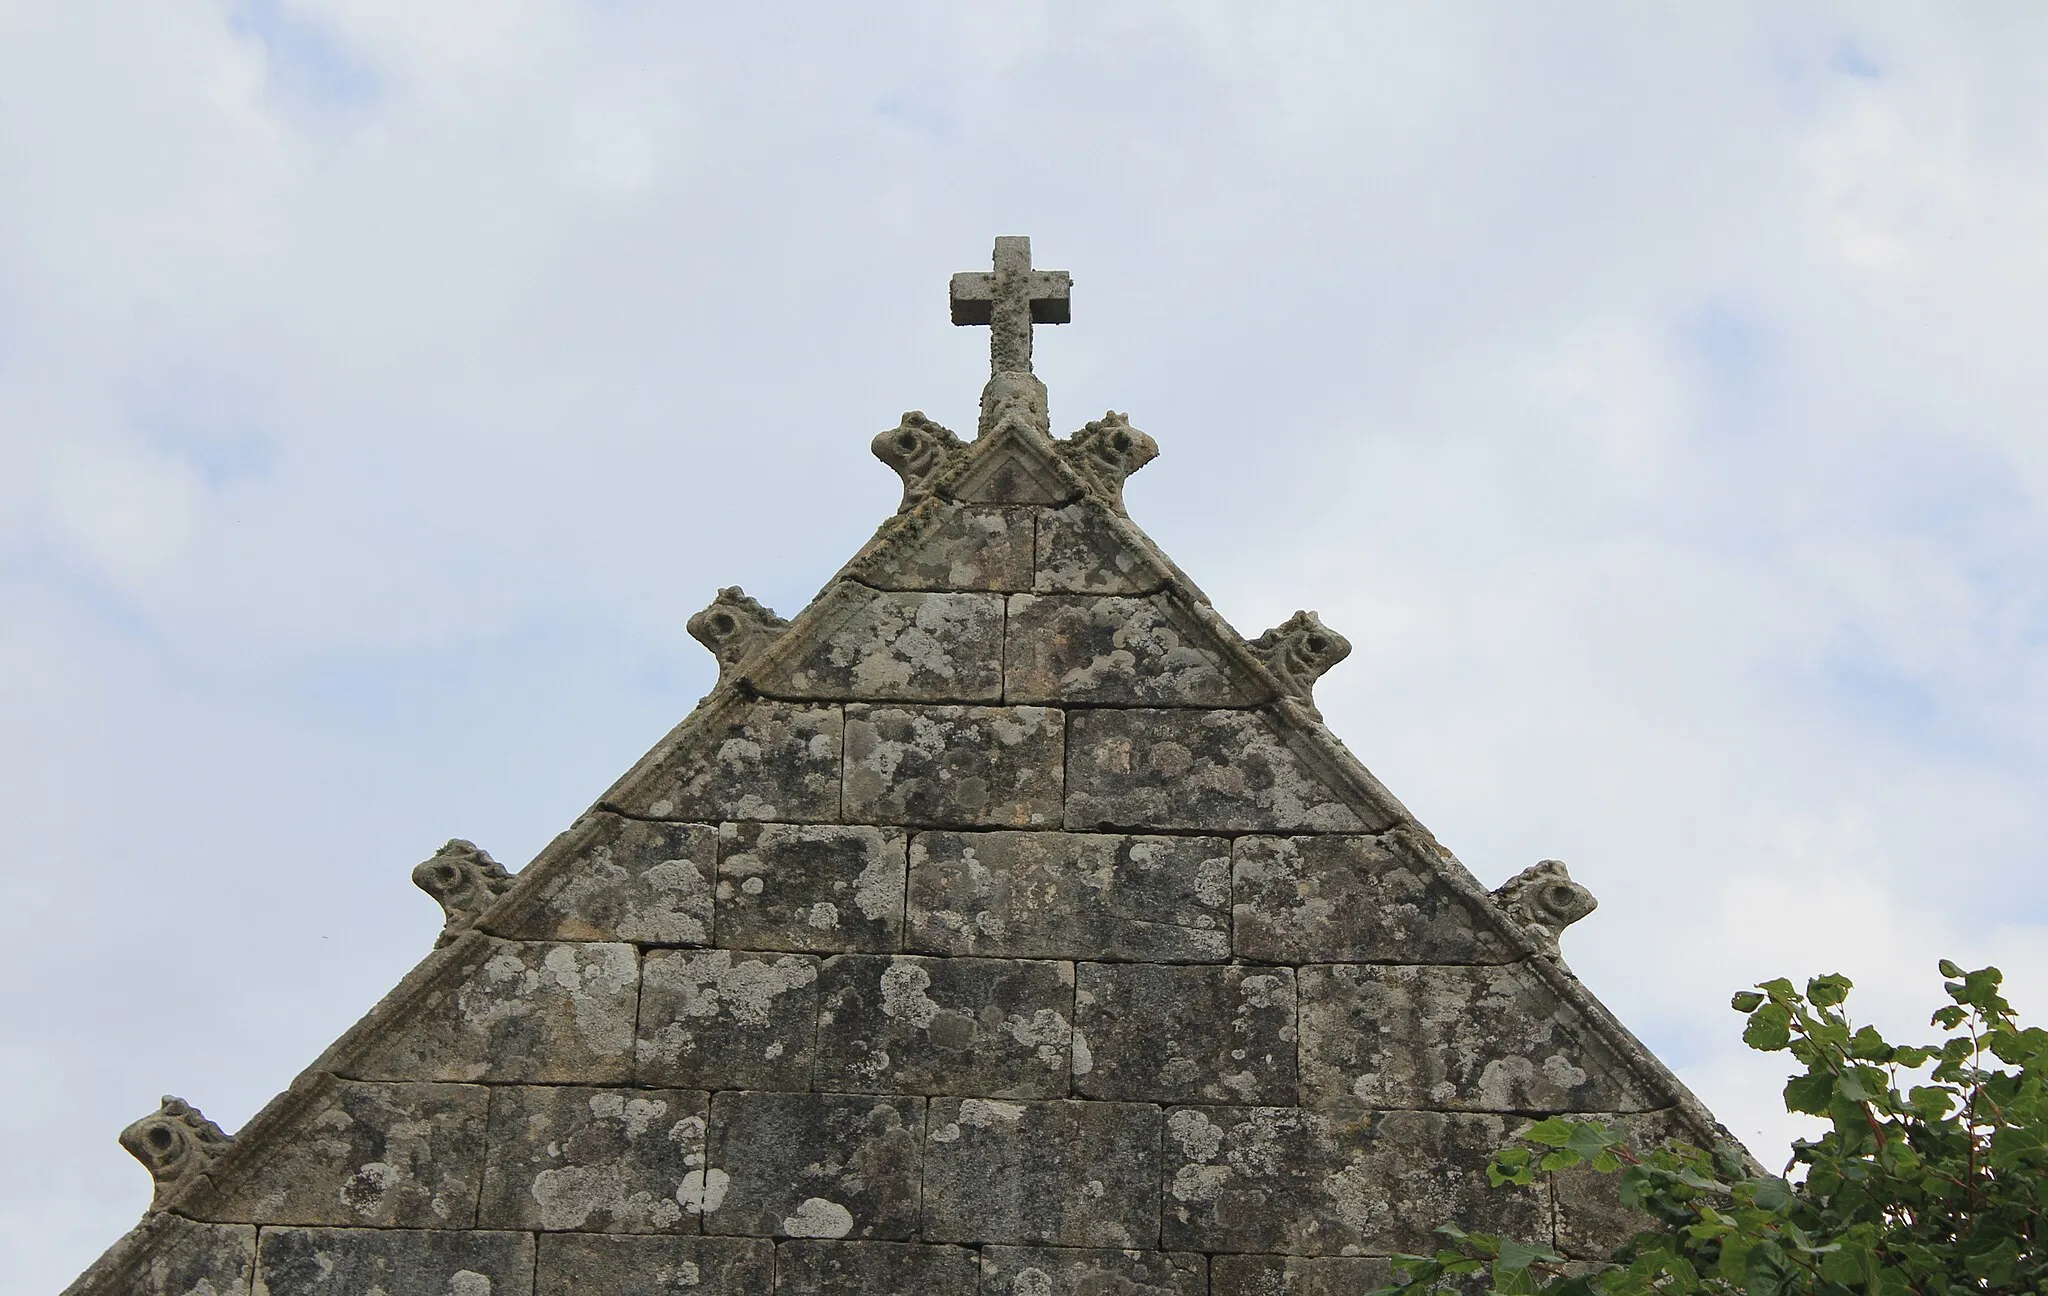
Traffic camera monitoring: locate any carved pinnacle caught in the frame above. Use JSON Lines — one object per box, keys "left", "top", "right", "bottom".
{"left": 686, "top": 586, "right": 790, "bottom": 685}
{"left": 1060, "top": 412, "right": 1158, "bottom": 515}
{"left": 120, "top": 1096, "right": 232, "bottom": 1211}
{"left": 870, "top": 412, "right": 965, "bottom": 509}
{"left": 1493, "top": 859, "right": 1598, "bottom": 957}
{"left": 412, "top": 839, "right": 512, "bottom": 947}
{"left": 1248, "top": 611, "right": 1352, "bottom": 713}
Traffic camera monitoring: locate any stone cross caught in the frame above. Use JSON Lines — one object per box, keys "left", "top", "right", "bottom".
{"left": 950, "top": 236, "right": 1071, "bottom": 376}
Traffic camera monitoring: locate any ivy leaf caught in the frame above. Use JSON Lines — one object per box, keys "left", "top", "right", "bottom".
{"left": 1523, "top": 1117, "right": 1578, "bottom": 1148}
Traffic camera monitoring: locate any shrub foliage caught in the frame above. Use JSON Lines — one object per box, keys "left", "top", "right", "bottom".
{"left": 1374, "top": 963, "right": 2046, "bottom": 1296}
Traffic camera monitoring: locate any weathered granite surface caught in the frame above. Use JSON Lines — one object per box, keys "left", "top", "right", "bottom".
{"left": 760, "top": 587, "right": 1004, "bottom": 702}
{"left": 253, "top": 1227, "right": 534, "bottom": 1296}
{"left": 716, "top": 823, "right": 906, "bottom": 954}
{"left": 187, "top": 1078, "right": 485, "bottom": 1228}
{"left": 1232, "top": 833, "right": 1516, "bottom": 964}
{"left": 980, "top": 1245, "right": 1207, "bottom": 1295}
{"left": 636, "top": 950, "right": 818, "bottom": 1090}
{"left": 922, "top": 1098, "right": 1161, "bottom": 1248}
{"left": 844, "top": 498, "right": 1035, "bottom": 592}
{"left": 1161, "top": 1105, "right": 1546, "bottom": 1255}
{"left": 343, "top": 937, "right": 639, "bottom": 1084}
{"left": 1004, "top": 592, "right": 1265, "bottom": 706}
{"left": 1298, "top": 962, "right": 1662, "bottom": 1112}
{"left": 844, "top": 704, "right": 1063, "bottom": 827}
{"left": 535, "top": 1234, "right": 773, "bottom": 1296}
{"left": 907, "top": 831, "right": 1230, "bottom": 962}
{"left": 479, "top": 1086, "right": 709, "bottom": 1232}
{"left": 778, "top": 1239, "right": 979, "bottom": 1294}
{"left": 486, "top": 816, "right": 716, "bottom": 945}
{"left": 1035, "top": 499, "right": 1168, "bottom": 594}
{"left": 1210, "top": 1253, "right": 1393, "bottom": 1296}
{"left": 1074, "top": 962, "right": 1296, "bottom": 1104}
{"left": 817, "top": 954, "right": 1073, "bottom": 1097}
{"left": 1066, "top": 708, "right": 1364, "bottom": 832}
{"left": 703, "top": 1093, "right": 924, "bottom": 1241}
{"left": 611, "top": 701, "right": 843, "bottom": 823}
{"left": 77, "top": 1216, "right": 255, "bottom": 1296}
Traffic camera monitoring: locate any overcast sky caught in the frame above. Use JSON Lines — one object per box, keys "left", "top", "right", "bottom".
{"left": 6, "top": 3, "right": 2048, "bottom": 1289}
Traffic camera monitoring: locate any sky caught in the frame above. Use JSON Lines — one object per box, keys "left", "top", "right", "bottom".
{"left": 5, "top": 2, "right": 2048, "bottom": 1288}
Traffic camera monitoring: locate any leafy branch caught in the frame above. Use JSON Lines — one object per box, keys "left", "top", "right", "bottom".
{"left": 1371, "top": 963, "right": 2047, "bottom": 1296}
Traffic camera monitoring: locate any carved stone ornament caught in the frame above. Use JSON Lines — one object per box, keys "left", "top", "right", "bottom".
{"left": 686, "top": 586, "right": 791, "bottom": 683}
{"left": 412, "top": 839, "right": 513, "bottom": 947}
{"left": 119, "top": 1096, "right": 232, "bottom": 1211}
{"left": 977, "top": 370, "right": 1052, "bottom": 438}
{"left": 1493, "top": 859, "right": 1599, "bottom": 956}
{"left": 1060, "top": 411, "right": 1159, "bottom": 514}
{"left": 870, "top": 412, "right": 964, "bottom": 508}
{"left": 1247, "top": 610, "right": 1352, "bottom": 712}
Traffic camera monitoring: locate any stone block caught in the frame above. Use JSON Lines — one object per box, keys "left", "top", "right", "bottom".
{"left": 907, "top": 831, "right": 1230, "bottom": 962}
{"left": 85, "top": 1216, "right": 255, "bottom": 1296}
{"left": 611, "top": 701, "right": 842, "bottom": 823}
{"left": 702, "top": 1093, "right": 923, "bottom": 1241}
{"left": 921, "top": 1098, "right": 1160, "bottom": 1248}
{"left": 755, "top": 587, "right": 1004, "bottom": 702}
{"left": 844, "top": 704, "right": 1063, "bottom": 828}
{"left": 980, "top": 1246, "right": 1207, "bottom": 1295}
{"left": 1160, "top": 1105, "right": 1546, "bottom": 1256}
{"left": 1553, "top": 1109, "right": 1692, "bottom": 1260}
{"left": 486, "top": 816, "right": 716, "bottom": 945}
{"left": 816, "top": 955, "right": 1073, "bottom": 1097}
{"left": 252, "top": 1227, "right": 533, "bottom": 1296}
{"left": 478, "top": 1086, "right": 709, "bottom": 1232}
{"left": 775, "top": 1240, "right": 979, "bottom": 1294}
{"left": 535, "top": 1235, "right": 773, "bottom": 1296}
{"left": 1035, "top": 499, "right": 1168, "bottom": 594}
{"left": 187, "top": 1078, "right": 486, "bottom": 1228}
{"left": 716, "top": 823, "right": 906, "bottom": 954}
{"left": 1209, "top": 1254, "right": 1393, "bottom": 1296}
{"left": 1074, "top": 963, "right": 1296, "bottom": 1105}
{"left": 845, "top": 499, "right": 1035, "bottom": 593}
{"left": 636, "top": 950, "right": 818, "bottom": 1091}
{"left": 1298, "top": 963, "right": 1662, "bottom": 1111}
{"left": 1065, "top": 709, "right": 1363, "bottom": 833}
{"left": 1232, "top": 834, "right": 1515, "bottom": 964}
{"left": 343, "top": 937, "right": 638, "bottom": 1084}
{"left": 1004, "top": 592, "right": 1264, "bottom": 706}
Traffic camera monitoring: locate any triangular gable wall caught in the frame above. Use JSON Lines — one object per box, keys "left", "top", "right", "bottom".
{"left": 67, "top": 399, "right": 1736, "bottom": 1296}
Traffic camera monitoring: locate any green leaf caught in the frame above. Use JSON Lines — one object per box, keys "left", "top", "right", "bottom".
{"left": 1783, "top": 1073, "right": 1834, "bottom": 1115}
{"left": 1937, "top": 958, "right": 1963, "bottom": 978}
{"left": 1745, "top": 1003, "right": 1794, "bottom": 1051}
{"left": 1847, "top": 1025, "right": 1893, "bottom": 1061}
{"left": 1806, "top": 973, "right": 1853, "bottom": 1008}
{"left": 1731, "top": 991, "right": 1767, "bottom": 1013}
{"left": 1930, "top": 1005, "right": 1968, "bottom": 1030}
{"left": 1834, "top": 1067, "right": 1880, "bottom": 1103}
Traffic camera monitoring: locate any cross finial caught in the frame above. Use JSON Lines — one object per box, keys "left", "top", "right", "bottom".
{"left": 950, "top": 236, "right": 1071, "bottom": 376}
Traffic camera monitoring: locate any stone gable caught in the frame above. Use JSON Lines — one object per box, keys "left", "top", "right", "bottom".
{"left": 65, "top": 242, "right": 1732, "bottom": 1296}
